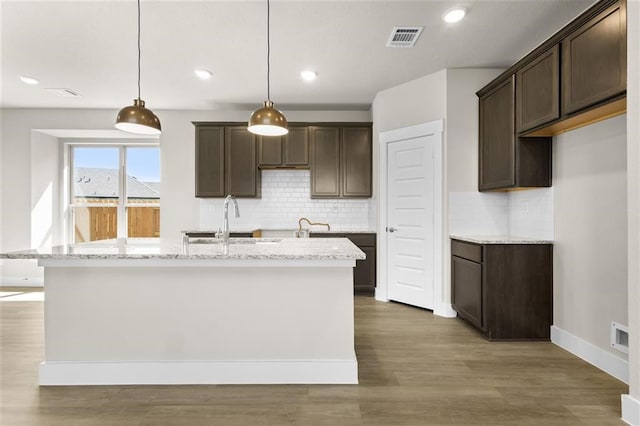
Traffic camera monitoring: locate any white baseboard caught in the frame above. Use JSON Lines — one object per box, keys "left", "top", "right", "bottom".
{"left": 39, "top": 359, "right": 358, "bottom": 385}
{"left": 622, "top": 394, "right": 640, "bottom": 426}
{"left": 551, "top": 325, "right": 628, "bottom": 384}
{"left": 0, "top": 276, "right": 43, "bottom": 287}
{"left": 434, "top": 303, "right": 457, "bottom": 318}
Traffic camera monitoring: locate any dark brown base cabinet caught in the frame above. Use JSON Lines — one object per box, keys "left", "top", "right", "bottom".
{"left": 311, "top": 233, "right": 376, "bottom": 294}
{"left": 451, "top": 239, "right": 553, "bottom": 341}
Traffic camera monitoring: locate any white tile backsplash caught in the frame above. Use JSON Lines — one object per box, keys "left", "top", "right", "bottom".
{"left": 449, "top": 191, "right": 509, "bottom": 235}
{"left": 508, "top": 188, "right": 554, "bottom": 239}
{"left": 449, "top": 188, "right": 554, "bottom": 239}
{"left": 199, "top": 170, "right": 375, "bottom": 232}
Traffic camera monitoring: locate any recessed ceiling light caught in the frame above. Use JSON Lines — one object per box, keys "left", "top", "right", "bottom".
{"left": 20, "top": 75, "right": 39, "bottom": 85}
{"left": 301, "top": 70, "right": 317, "bottom": 82}
{"left": 443, "top": 7, "right": 467, "bottom": 23}
{"left": 194, "top": 68, "right": 213, "bottom": 80}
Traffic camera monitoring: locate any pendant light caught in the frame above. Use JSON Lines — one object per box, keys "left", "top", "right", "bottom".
{"left": 248, "top": 0, "right": 288, "bottom": 136}
{"left": 115, "top": 0, "right": 161, "bottom": 135}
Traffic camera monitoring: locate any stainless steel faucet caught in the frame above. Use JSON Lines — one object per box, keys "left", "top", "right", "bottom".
{"left": 220, "top": 195, "right": 240, "bottom": 245}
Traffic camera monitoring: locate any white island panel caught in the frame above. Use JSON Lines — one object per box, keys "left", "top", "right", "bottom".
{"left": 41, "top": 265, "right": 356, "bottom": 385}
{"left": 4, "top": 237, "right": 367, "bottom": 386}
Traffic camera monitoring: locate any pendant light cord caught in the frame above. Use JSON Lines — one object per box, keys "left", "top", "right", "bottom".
{"left": 266, "top": 0, "right": 271, "bottom": 102}
{"left": 137, "top": 0, "right": 142, "bottom": 100}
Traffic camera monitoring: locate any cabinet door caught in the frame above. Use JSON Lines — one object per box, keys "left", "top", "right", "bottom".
{"left": 479, "top": 77, "right": 515, "bottom": 190}
{"left": 354, "top": 245, "right": 376, "bottom": 293}
{"left": 562, "top": 0, "right": 626, "bottom": 115}
{"left": 310, "top": 127, "right": 341, "bottom": 198}
{"left": 225, "top": 127, "right": 260, "bottom": 197}
{"left": 452, "top": 256, "right": 483, "bottom": 331}
{"left": 258, "top": 136, "right": 283, "bottom": 167}
{"left": 516, "top": 45, "right": 560, "bottom": 133}
{"left": 342, "top": 127, "right": 372, "bottom": 197}
{"left": 195, "top": 126, "right": 225, "bottom": 197}
{"left": 284, "top": 127, "right": 309, "bottom": 166}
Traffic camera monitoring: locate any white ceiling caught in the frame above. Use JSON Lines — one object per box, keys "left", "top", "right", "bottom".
{"left": 1, "top": 0, "right": 595, "bottom": 111}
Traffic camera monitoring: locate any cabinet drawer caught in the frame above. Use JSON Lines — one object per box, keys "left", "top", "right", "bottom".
{"left": 451, "top": 240, "right": 482, "bottom": 263}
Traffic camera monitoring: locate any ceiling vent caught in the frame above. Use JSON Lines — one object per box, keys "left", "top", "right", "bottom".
{"left": 45, "top": 88, "right": 81, "bottom": 97}
{"left": 386, "top": 27, "right": 424, "bottom": 48}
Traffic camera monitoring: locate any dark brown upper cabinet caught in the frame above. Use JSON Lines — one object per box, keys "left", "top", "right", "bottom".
{"left": 195, "top": 126, "right": 225, "bottom": 197}
{"left": 194, "top": 124, "right": 261, "bottom": 198}
{"left": 225, "top": 127, "right": 261, "bottom": 197}
{"left": 516, "top": 45, "right": 560, "bottom": 134}
{"left": 479, "top": 77, "right": 516, "bottom": 190}
{"left": 310, "top": 125, "right": 372, "bottom": 198}
{"left": 258, "top": 127, "right": 309, "bottom": 168}
{"left": 479, "top": 76, "right": 552, "bottom": 191}
{"left": 341, "top": 127, "right": 372, "bottom": 197}
{"left": 562, "top": 0, "right": 626, "bottom": 115}
{"left": 310, "top": 127, "right": 341, "bottom": 197}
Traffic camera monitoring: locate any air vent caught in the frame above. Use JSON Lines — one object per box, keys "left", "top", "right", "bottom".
{"left": 386, "top": 26, "right": 424, "bottom": 47}
{"left": 611, "top": 322, "right": 629, "bottom": 354}
{"left": 45, "top": 88, "right": 81, "bottom": 97}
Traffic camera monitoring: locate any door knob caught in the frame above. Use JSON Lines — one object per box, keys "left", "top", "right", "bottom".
{"left": 387, "top": 226, "right": 398, "bottom": 233}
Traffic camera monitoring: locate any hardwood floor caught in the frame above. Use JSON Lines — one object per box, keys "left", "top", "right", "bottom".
{"left": 0, "top": 290, "right": 627, "bottom": 425}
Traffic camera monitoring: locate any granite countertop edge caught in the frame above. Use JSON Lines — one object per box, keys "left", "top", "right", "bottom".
{"left": 450, "top": 235, "right": 554, "bottom": 245}
{"left": 0, "top": 238, "right": 366, "bottom": 261}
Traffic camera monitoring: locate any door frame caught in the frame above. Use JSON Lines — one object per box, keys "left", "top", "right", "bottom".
{"left": 376, "top": 120, "right": 446, "bottom": 315}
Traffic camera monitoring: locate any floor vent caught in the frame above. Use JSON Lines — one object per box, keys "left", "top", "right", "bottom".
{"left": 386, "top": 27, "right": 424, "bottom": 47}
{"left": 611, "top": 322, "right": 629, "bottom": 354}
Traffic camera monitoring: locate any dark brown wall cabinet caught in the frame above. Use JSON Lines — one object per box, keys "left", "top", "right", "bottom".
{"left": 194, "top": 125, "right": 261, "bottom": 198}
{"left": 479, "top": 77, "right": 552, "bottom": 191}
{"left": 258, "top": 127, "right": 309, "bottom": 168}
{"left": 310, "top": 126, "right": 372, "bottom": 198}
{"left": 451, "top": 239, "right": 553, "bottom": 341}
{"left": 562, "top": 0, "right": 626, "bottom": 115}
{"left": 479, "top": 0, "right": 626, "bottom": 189}
{"left": 516, "top": 45, "right": 560, "bottom": 133}
{"left": 311, "top": 233, "right": 376, "bottom": 294}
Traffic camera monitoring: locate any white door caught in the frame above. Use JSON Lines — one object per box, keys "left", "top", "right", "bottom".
{"left": 386, "top": 135, "right": 435, "bottom": 310}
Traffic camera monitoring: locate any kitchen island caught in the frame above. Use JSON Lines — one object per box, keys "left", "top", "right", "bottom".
{"left": 1, "top": 237, "right": 364, "bottom": 385}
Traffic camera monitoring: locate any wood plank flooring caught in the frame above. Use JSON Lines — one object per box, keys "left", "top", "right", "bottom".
{"left": 0, "top": 290, "right": 627, "bottom": 425}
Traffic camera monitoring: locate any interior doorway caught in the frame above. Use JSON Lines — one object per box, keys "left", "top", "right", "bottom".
{"left": 378, "top": 120, "right": 443, "bottom": 312}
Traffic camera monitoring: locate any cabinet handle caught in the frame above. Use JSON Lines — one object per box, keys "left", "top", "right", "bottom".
{"left": 386, "top": 226, "right": 398, "bottom": 233}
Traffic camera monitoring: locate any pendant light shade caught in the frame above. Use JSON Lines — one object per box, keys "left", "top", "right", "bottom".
{"left": 115, "top": 99, "right": 161, "bottom": 135}
{"left": 248, "top": 100, "right": 288, "bottom": 136}
{"left": 248, "top": 0, "right": 288, "bottom": 136}
{"left": 115, "top": 0, "right": 161, "bottom": 135}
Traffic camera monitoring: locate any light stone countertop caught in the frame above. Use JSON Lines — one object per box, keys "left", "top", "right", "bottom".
{"left": 450, "top": 235, "right": 554, "bottom": 245}
{"left": 0, "top": 237, "right": 366, "bottom": 261}
{"left": 181, "top": 229, "right": 376, "bottom": 235}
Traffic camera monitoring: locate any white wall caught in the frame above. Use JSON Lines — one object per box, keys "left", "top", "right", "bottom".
{"left": 372, "top": 68, "right": 502, "bottom": 312}
{"left": 626, "top": 0, "right": 640, "bottom": 412}
{"left": 0, "top": 108, "right": 371, "bottom": 283}
{"left": 553, "top": 114, "right": 628, "bottom": 360}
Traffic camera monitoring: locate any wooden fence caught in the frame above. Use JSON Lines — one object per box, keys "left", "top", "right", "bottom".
{"left": 74, "top": 205, "right": 160, "bottom": 242}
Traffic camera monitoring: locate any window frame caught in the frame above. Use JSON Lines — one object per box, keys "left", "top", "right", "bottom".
{"left": 65, "top": 141, "right": 160, "bottom": 243}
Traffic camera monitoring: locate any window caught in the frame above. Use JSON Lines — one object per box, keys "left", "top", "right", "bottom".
{"left": 69, "top": 145, "right": 160, "bottom": 243}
